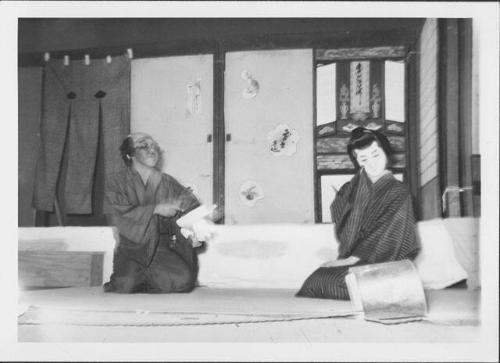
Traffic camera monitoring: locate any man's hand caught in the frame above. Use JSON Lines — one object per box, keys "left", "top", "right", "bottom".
{"left": 154, "top": 203, "right": 182, "bottom": 218}
{"left": 192, "top": 219, "right": 216, "bottom": 242}
{"left": 180, "top": 219, "right": 215, "bottom": 245}
{"left": 180, "top": 228, "right": 207, "bottom": 248}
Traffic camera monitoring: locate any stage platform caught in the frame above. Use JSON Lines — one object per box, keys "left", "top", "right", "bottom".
{"left": 18, "top": 286, "right": 480, "bottom": 342}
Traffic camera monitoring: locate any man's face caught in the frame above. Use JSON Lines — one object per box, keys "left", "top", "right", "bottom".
{"left": 132, "top": 136, "right": 160, "bottom": 168}
{"left": 354, "top": 141, "right": 387, "bottom": 180}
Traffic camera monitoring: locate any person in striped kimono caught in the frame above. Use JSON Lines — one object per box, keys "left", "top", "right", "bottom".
{"left": 297, "top": 127, "right": 420, "bottom": 300}
{"left": 103, "top": 132, "right": 204, "bottom": 294}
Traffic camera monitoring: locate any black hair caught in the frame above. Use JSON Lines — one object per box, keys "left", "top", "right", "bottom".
{"left": 347, "top": 127, "right": 394, "bottom": 170}
{"left": 119, "top": 136, "right": 135, "bottom": 166}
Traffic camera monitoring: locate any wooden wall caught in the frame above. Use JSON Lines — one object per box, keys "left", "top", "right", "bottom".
{"left": 416, "top": 18, "right": 478, "bottom": 219}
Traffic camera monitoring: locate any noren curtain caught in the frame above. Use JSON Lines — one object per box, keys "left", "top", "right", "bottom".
{"left": 33, "top": 55, "right": 130, "bottom": 215}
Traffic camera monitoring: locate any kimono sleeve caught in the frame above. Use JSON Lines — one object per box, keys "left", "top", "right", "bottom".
{"left": 157, "top": 175, "right": 201, "bottom": 236}
{"left": 353, "top": 195, "right": 420, "bottom": 264}
{"left": 330, "top": 179, "right": 354, "bottom": 225}
{"left": 104, "top": 176, "right": 156, "bottom": 245}
{"left": 163, "top": 175, "right": 201, "bottom": 214}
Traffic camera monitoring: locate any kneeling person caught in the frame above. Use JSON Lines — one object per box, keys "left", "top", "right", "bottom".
{"left": 104, "top": 132, "right": 202, "bottom": 293}
{"left": 297, "top": 127, "right": 420, "bottom": 300}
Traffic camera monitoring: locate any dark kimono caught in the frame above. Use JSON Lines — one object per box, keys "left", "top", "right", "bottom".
{"left": 297, "top": 170, "right": 420, "bottom": 300}
{"left": 103, "top": 167, "right": 201, "bottom": 293}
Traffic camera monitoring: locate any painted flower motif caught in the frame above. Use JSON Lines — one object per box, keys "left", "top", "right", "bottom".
{"left": 241, "top": 70, "right": 259, "bottom": 99}
{"left": 267, "top": 124, "right": 300, "bottom": 156}
{"left": 243, "top": 186, "right": 258, "bottom": 200}
{"left": 239, "top": 181, "right": 264, "bottom": 207}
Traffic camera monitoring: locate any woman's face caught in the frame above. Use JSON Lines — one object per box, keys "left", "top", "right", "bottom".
{"left": 354, "top": 141, "right": 388, "bottom": 180}
{"left": 132, "top": 136, "right": 160, "bottom": 168}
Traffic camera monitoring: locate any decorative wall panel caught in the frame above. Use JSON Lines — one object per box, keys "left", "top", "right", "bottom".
{"left": 317, "top": 154, "right": 354, "bottom": 170}
{"left": 316, "top": 46, "right": 407, "bottom": 61}
{"left": 316, "top": 137, "right": 349, "bottom": 154}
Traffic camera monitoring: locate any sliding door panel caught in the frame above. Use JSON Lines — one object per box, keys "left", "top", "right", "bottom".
{"left": 131, "top": 55, "right": 214, "bottom": 205}
{"left": 224, "top": 49, "right": 314, "bottom": 224}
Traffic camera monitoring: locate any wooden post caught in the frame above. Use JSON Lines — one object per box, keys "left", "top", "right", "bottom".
{"left": 438, "top": 19, "right": 461, "bottom": 217}
{"left": 213, "top": 41, "right": 225, "bottom": 223}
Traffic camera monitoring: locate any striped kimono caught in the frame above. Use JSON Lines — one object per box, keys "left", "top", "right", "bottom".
{"left": 297, "top": 170, "right": 420, "bottom": 300}
{"left": 103, "top": 167, "right": 201, "bottom": 293}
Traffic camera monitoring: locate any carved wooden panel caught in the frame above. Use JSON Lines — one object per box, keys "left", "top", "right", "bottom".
{"left": 388, "top": 136, "right": 405, "bottom": 152}
{"left": 386, "top": 120, "right": 404, "bottom": 134}
{"left": 316, "top": 137, "right": 349, "bottom": 154}
{"left": 316, "top": 136, "right": 405, "bottom": 156}
{"left": 391, "top": 153, "right": 406, "bottom": 168}
{"left": 316, "top": 46, "right": 407, "bottom": 61}
{"left": 316, "top": 122, "right": 336, "bottom": 137}
{"left": 317, "top": 154, "right": 354, "bottom": 170}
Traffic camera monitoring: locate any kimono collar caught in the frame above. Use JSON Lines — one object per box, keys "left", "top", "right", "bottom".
{"left": 361, "top": 168, "right": 394, "bottom": 187}
{"left": 128, "top": 165, "right": 162, "bottom": 189}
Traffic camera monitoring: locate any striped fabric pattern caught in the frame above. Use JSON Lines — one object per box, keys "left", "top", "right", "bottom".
{"left": 296, "top": 265, "right": 352, "bottom": 300}
{"left": 297, "top": 170, "right": 419, "bottom": 300}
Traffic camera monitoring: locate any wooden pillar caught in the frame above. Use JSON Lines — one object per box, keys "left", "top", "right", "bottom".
{"left": 405, "top": 44, "right": 421, "bottom": 220}
{"left": 438, "top": 18, "right": 475, "bottom": 217}
{"left": 213, "top": 41, "right": 226, "bottom": 223}
{"left": 438, "top": 19, "right": 461, "bottom": 217}
{"left": 458, "top": 19, "right": 474, "bottom": 216}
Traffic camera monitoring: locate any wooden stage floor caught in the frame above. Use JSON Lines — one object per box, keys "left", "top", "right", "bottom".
{"left": 18, "top": 286, "right": 480, "bottom": 343}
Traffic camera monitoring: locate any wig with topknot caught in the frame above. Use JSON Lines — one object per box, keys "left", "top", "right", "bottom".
{"left": 347, "top": 127, "right": 394, "bottom": 170}
{"left": 119, "top": 136, "right": 135, "bottom": 166}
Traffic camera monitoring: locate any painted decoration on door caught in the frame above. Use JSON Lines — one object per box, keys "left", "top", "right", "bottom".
{"left": 186, "top": 79, "right": 201, "bottom": 119}
{"left": 267, "top": 124, "right": 300, "bottom": 156}
{"left": 339, "top": 83, "right": 350, "bottom": 120}
{"left": 239, "top": 180, "right": 264, "bottom": 207}
{"left": 241, "top": 70, "right": 260, "bottom": 99}
{"left": 349, "top": 61, "right": 371, "bottom": 122}
{"left": 370, "top": 83, "right": 382, "bottom": 119}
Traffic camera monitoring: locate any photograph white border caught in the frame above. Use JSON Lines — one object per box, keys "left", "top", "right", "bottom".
{"left": 2, "top": 2, "right": 498, "bottom": 361}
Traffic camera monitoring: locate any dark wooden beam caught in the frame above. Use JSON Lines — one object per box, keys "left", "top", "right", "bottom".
{"left": 19, "top": 38, "right": 218, "bottom": 67}
{"left": 19, "top": 18, "right": 425, "bottom": 54}
{"left": 406, "top": 42, "right": 421, "bottom": 220}
{"left": 19, "top": 27, "right": 421, "bottom": 67}
{"left": 312, "top": 52, "right": 320, "bottom": 222}
{"left": 458, "top": 18, "right": 474, "bottom": 216}
{"left": 212, "top": 41, "right": 225, "bottom": 223}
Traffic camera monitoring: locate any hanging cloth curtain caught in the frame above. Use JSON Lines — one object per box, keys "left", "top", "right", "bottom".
{"left": 33, "top": 55, "right": 130, "bottom": 215}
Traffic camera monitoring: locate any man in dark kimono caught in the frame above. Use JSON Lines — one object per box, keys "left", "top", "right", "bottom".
{"left": 103, "top": 132, "right": 202, "bottom": 293}
{"left": 297, "top": 127, "right": 420, "bottom": 300}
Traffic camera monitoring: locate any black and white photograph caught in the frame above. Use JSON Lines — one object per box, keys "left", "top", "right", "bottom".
{"left": 1, "top": 1, "right": 498, "bottom": 361}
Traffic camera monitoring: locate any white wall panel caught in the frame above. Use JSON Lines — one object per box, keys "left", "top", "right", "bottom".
{"left": 131, "top": 55, "right": 214, "bottom": 205}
